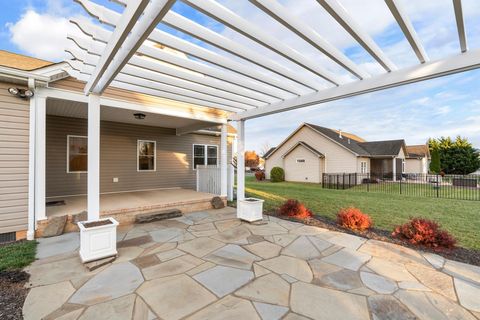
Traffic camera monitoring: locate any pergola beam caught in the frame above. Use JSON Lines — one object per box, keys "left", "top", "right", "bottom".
{"left": 453, "top": 0, "right": 467, "bottom": 53}
{"left": 316, "top": 0, "right": 397, "bottom": 72}
{"left": 385, "top": 0, "right": 429, "bottom": 64}
{"left": 250, "top": 0, "right": 369, "bottom": 80}
{"left": 231, "top": 49, "right": 480, "bottom": 120}
{"left": 183, "top": 0, "right": 341, "bottom": 85}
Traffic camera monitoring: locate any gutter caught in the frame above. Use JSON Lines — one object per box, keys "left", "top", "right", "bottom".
{"left": 0, "top": 66, "right": 50, "bottom": 84}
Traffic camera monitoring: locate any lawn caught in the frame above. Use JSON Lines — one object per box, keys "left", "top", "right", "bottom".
{"left": 244, "top": 176, "right": 480, "bottom": 250}
{"left": 0, "top": 241, "right": 37, "bottom": 272}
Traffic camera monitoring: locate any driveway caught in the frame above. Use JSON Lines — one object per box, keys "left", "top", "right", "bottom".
{"left": 23, "top": 207, "right": 480, "bottom": 319}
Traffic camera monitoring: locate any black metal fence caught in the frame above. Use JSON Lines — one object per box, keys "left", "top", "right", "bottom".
{"left": 322, "top": 173, "right": 480, "bottom": 201}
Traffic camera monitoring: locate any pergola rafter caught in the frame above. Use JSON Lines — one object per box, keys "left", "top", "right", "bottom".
{"left": 65, "top": 0, "right": 478, "bottom": 121}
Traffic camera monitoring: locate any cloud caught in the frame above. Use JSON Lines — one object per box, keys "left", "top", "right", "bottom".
{"left": 6, "top": 1, "right": 87, "bottom": 62}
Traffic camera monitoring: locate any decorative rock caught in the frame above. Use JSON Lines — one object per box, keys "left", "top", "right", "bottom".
{"left": 42, "top": 215, "right": 67, "bottom": 237}
{"left": 360, "top": 272, "right": 398, "bottom": 294}
{"left": 23, "top": 281, "right": 75, "bottom": 320}
{"left": 368, "top": 295, "right": 416, "bottom": 320}
{"left": 71, "top": 211, "right": 88, "bottom": 224}
{"left": 454, "top": 278, "right": 480, "bottom": 312}
{"left": 244, "top": 241, "right": 282, "bottom": 259}
{"left": 187, "top": 295, "right": 260, "bottom": 320}
{"left": 137, "top": 274, "right": 216, "bottom": 320}
{"left": 69, "top": 262, "right": 143, "bottom": 305}
{"left": 84, "top": 255, "right": 116, "bottom": 271}
{"left": 135, "top": 209, "right": 182, "bottom": 223}
{"left": 193, "top": 265, "right": 254, "bottom": 297}
{"left": 290, "top": 282, "right": 370, "bottom": 320}
{"left": 205, "top": 244, "right": 261, "bottom": 270}
{"left": 142, "top": 254, "right": 203, "bottom": 280}
{"left": 78, "top": 294, "right": 136, "bottom": 319}
{"left": 321, "top": 248, "right": 371, "bottom": 271}
{"left": 253, "top": 302, "right": 289, "bottom": 320}
{"left": 211, "top": 196, "right": 225, "bottom": 209}
{"left": 406, "top": 263, "right": 457, "bottom": 301}
{"left": 177, "top": 237, "right": 225, "bottom": 258}
{"left": 258, "top": 255, "right": 313, "bottom": 282}
{"left": 281, "top": 236, "right": 321, "bottom": 260}
{"left": 235, "top": 273, "right": 290, "bottom": 306}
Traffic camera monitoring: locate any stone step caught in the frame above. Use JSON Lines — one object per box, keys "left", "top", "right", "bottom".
{"left": 135, "top": 209, "right": 183, "bottom": 223}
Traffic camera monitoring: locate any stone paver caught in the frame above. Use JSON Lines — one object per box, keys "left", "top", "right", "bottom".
{"left": 70, "top": 262, "right": 143, "bottom": 305}
{"left": 321, "top": 247, "right": 371, "bottom": 271}
{"left": 24, "top": 207, "right": 480, "bottom": 320}
{"left": 193, "top": 265, "right": 254, "bottom": 297}
{"left": 205, "top": 244, "right": 261, "bottom": 269}
{"left": 291, "top": 282, "right": 370, "bottom": 320}
{"left": 138, "top": 274, "right": 216, "bottom": 320}
{"left": 23, "top": 281, "right": 75, "bottom": 320}
{"left": 235, "top": 273, "right": 290, "bottom": 306}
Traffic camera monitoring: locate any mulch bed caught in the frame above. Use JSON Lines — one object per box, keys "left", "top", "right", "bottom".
{"left": 266, "top": 210, "right": 480, "bottom": 267}
{"left": 0, "top": 270, "right": 30, "bottom": 320}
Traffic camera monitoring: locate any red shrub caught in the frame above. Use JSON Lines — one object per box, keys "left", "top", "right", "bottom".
{"left": 392, "top": 218, "right": 456, "bottom": 250}
{"left": 279, "top": 199, "right": 313, "bottom": 219}
{"left": 255, "top": 170, "right": 265, "bottom": 181}
{"left": 336, "top": 207, "right": 372, "bottom": 231}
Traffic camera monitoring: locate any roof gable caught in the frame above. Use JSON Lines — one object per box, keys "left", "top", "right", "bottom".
{"left": 282, "top": 141, "right": 324, "bottom": 159}
{"left": 358, "top": 140, "right": 406, "bottom": 157}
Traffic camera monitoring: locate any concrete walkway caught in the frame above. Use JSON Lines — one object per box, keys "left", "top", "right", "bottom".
{"left": 23, "top": 207, "right": 480, "bottom": 320}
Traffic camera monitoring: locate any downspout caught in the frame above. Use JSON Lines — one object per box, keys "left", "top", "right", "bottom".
{"left": 27, "top": 78, "right": 36, "bottom": 240}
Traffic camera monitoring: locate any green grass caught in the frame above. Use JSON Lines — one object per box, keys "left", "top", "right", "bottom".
{"left": 244, "top": 176, "right": 480, "bottom": 250}
{"left": 0, "top": 241, "right": 37, "bottom": 272}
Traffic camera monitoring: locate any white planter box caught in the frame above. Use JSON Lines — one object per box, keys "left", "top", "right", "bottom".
{"left": 237, "top": 198, "right": 264, "bottom": 222}
{"left": 78, "top": 217, "right": 119, "bottom": 263}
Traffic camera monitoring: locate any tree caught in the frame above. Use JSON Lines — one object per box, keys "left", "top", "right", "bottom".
{"left": 428, "top": 136, "right": 480, "bottom": 174}
{"left": 260, "top": 142, "right": 272, "bottom": 157}
{"left": 245, "top": 150, "right": 260, "bottom": 168}
{"left": 430, "top": 148, "right": 441, "bottom": 174}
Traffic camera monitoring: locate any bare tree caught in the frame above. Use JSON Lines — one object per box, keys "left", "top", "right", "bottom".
{"left": 260, "top": 141, "right": 272, "bottom": 157}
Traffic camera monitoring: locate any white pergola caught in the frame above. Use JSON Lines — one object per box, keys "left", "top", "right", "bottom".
{"left": 65, "top": 0, "right": 477, "bottom": 219}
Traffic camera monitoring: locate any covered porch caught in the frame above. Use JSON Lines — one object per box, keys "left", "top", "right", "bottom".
{"left": 370, "top": 157, "right": 404, "bottom": 181}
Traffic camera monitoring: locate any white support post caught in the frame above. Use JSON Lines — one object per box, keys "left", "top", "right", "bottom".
{"left": 237, "top": 120, "right": 245, "bottom": 201}
{"left": 34, "top": 96, "right": 46, "bottom": 221}
{"left": 87, "top": 94, "right": 101, "bottom": 220}
{"left": 220, "top": 124, "right": 228, "bottom": 197}
{"left": 27, "top": 79, "right": 36, "bottom": 239}
{"left": 392, "top": 157, "right": 397, "bottom": 182}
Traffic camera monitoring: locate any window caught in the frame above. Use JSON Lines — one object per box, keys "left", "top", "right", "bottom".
{"left": 296, "top": 159, "right": 306, "bottom": 163}
{"left": 361, "top": 161, "right": 367, "bottom": 174}
{"left": 138, "top": 140, "right": 156, "bottom": 171}
{"left": 193, "top": 144, "right": 218, "bottom": 169}
{"left": 67, "top": 135, "right": 87, "bottom": 173}
{"left": 402, "top": 159, "right": 406, "bottom": 173}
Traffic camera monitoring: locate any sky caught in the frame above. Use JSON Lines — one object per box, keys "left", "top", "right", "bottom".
{"left": 1, "top": 0, "right": 480, "bottom": 153}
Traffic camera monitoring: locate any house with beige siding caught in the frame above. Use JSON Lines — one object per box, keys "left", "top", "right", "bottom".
{"left": 264, "top": 123, "right": 429, "bottom": 183}
{"left": 0, "top": 50, "right": 235, "bottom": 242}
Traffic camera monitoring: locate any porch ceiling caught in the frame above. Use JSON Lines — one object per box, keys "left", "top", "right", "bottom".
{"left": 64, "top": 0, "right": 479, "bottom": 121}
{"left": 46, "top": 97, "right": 217, "bottom": 129}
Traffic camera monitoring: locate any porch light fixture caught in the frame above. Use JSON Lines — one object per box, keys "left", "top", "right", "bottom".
{"left": 133, "top": 113, "right": 146, "bottom": 120}
{"left": 8, "top": 87, "right": 34, "bottom": 99}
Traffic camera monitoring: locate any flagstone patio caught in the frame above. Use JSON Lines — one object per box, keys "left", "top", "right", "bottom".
{"left": 23, "top": 207, "right": 480, "bottom": 320}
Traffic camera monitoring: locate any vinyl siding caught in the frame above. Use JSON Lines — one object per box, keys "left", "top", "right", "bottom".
{"left": 405, "top": 158, "right": 428, "bottom": 174}
{"left": 0, "top": 82, "right": 29, "bottom": 234}
{"left": 46, "top": 115, "right": 232, "bottom": 197}
{"left": 284, "top": 145, "right": 322, "bottom": 183}
{"left": 265, "top": 126, "right": 358, "bottom": 179}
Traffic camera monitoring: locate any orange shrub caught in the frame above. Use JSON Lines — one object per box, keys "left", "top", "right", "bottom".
{"left": 392, "top": 218, "right": 456, "bottom": 250}
{"left": 279, "top": 199, "right": 313, "bottom": 219}
{"left": 336, "top": 207, "right": 372, "bottom": 231}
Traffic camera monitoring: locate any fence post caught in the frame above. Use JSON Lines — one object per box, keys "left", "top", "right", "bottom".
{"left": 400, "top": 176, "right": 402, "bottom": 195}
{"left": 342, "top": 173, "right": 345, "bottom": 189}
{"left": 436, "top": 174, "right": 439, "bottom": 198}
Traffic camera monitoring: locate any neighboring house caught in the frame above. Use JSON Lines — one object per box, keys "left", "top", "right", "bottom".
{"left": 264, "top": 123, "right": 428, "bottom": 183}
{"left": 405, "top": 145, "right": 431, "bottom": 175}
{"left": 0, "top": 50, "right": 235, "bottom": 242}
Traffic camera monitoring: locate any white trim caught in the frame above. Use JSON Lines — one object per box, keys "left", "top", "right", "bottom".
{"left": 87, "top": 94, "right": 101, "bottom": 220}
{"left": 220, "top": 124, "right": 228, "bottom": 196}
{"left": 34, "top": 96, "right": 47, "bottom": 221}
{"left": 453, "top": 0, "right": 467, "bottom": 53}
{"left": 236, "top": 120, "right": 245, "bottom": 201}
{"left": 46, "top": 186, "right": 181, "bottom": 199}
{"left": 360, "top": 161, "right": 368, "bottom": 174}
{"left": 192, "top": 144, "right": 219, "bottom": 170}
{"left": 137, "top": 139, "right": 157, "bottom": 172}
{"left": 27, "top": 79, "right": 36, "bottom": 240}
{"left": 66, "top": 135, "right": 88, "bottom": 173}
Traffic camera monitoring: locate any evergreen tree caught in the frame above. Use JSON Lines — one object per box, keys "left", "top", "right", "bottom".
{"left": 429, "top": 148, "right": 441, "bottom": 174}
{"left": 428, "top": 136, "right": 480, "bottom": 174}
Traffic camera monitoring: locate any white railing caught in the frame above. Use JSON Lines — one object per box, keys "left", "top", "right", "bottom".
{"left": 196, "top": 164, "right": 234, "bottom": 200}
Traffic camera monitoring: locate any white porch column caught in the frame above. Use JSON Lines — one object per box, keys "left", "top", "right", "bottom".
{"left": 237, "top": 120, "right": 245, "bottom": 201}
{"left": 87, "top": 94, "right": 101, "bottom": 221}
{"left": 27, "top": 79, "right": 36, "bottom": 239}
{"left": 34, "top": 96, "right": 46, "bottom": 221}
{"left": 220, "top": 124, "right": 228, "bottom": 197}
{"left": 392, "top": 157, "right": 397, "bottom": 182}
